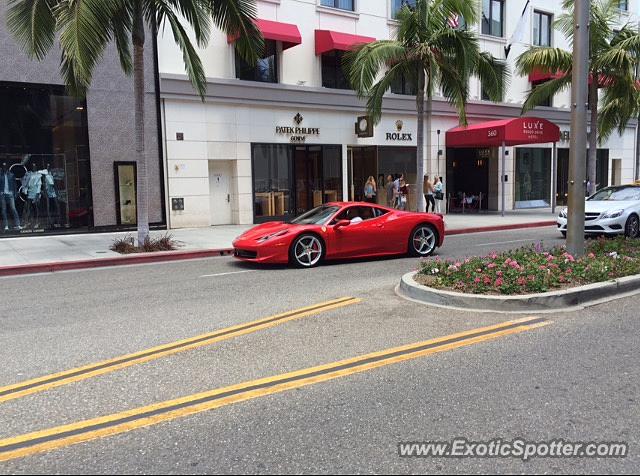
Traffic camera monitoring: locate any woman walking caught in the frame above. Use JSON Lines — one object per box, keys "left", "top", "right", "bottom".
{"left": 434, "top": 176, "right": 444, "bottom": 213}
{"left": 385, "top": 175, "right": 395, "bottom": 208}
{"left": 424, "top": 175, "right": 435, "bottom": 213}
{"left": 363, "top": 176, "right": 377, "bottom": 204}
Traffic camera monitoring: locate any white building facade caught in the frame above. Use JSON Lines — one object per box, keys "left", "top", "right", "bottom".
{"left": 157, "top": 0, "right": 639, "bottom": 227}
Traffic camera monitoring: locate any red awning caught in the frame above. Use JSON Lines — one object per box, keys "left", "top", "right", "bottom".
{"left": 529, "top": 69, "right": 615, "bottom": 88}
{"left": 228, "top": 19, "right": 302, "bottom": 50}
{"left": 315, "top": 30, "right": 375, "bottom": 55}
{"left": 446, "top": 117, "right": 561, "bottom": 148}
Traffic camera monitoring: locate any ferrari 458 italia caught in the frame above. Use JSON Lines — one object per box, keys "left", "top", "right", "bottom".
{"left": 232, "top": 202, "right": 445, "bottom": 268}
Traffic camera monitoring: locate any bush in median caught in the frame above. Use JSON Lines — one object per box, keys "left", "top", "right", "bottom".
{"left": 417, "top": 237, "right": 640, "bottom": 295}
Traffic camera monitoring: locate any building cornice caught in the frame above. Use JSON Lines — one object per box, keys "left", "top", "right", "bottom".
{"left": 160, "top": 74, "right": 637, "bottom": 128}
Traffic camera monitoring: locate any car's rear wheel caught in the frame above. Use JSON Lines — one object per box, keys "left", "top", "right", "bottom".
{"left": 561, "top": 231, "right": 567, "bottom": 238}
{"left": 625, "top": 215, "right": 640, "bottom": 238}
{"left": 290, "top": 234, "right": 324, "bottom": 268}
{"left": 409, "top": 224, "right": 438, "bottom": 257}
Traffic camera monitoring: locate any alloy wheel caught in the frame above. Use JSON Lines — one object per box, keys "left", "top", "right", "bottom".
{"left": 293, "top": 235, "right": 323, "bottom": 267}
{"left": 626, "top": 216, "right": 640, "bottom": 238}
{"left": 411, "top": 226, "right": 437, "bottom": 256}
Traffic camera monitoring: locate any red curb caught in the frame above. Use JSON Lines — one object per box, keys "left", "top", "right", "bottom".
{"left": 0, "top": 248, "right": 234, "bottom": 277}
{"left": 0, "top": 221, "right": 557, "bottom": 277}
{"left": 445, "top": 221, "right": 557, "bottom": 236}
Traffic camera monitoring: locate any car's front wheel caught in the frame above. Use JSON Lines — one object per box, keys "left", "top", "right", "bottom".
{"left": 290, "top": 234, "right": 324, "bottom": 268}
{"left": 409, "top": 224, "right": 438, "bottom": 257}
{"left": 625, "top": 214, "right": 640, "bottom": 238}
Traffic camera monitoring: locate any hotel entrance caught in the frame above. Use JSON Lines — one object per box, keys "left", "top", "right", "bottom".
{"left": 445, "top": 148, "right": 493, "bottom": 212}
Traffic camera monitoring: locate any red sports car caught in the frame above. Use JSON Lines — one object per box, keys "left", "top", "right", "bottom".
{"left": 232, "top": 202, "right": 445, "bottom": 268}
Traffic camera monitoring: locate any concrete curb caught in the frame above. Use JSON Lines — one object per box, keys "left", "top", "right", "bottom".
{"left": 398, "top": 271, "right": 640, "bottom": 313}
{"left": 0, "top": 249, "right": 234, "bottom": 277}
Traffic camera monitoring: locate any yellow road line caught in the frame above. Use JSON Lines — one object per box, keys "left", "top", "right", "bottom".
{"left": 0, "top": 297, "right": 360, "bottom": 404}
{"left": 0, "top": 316, "right": 550, "bottom": 463}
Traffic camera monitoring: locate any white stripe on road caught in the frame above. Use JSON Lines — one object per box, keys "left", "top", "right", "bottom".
{"left": 199, "top": 270, "right": 256, "bottom": 278}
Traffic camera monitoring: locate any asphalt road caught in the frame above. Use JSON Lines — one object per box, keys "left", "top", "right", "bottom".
{"left": 0, "top": 226, "right": 638, "bottom": 474}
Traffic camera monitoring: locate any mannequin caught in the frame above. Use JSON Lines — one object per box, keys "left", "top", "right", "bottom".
{"left": 42, "top": 164, "right": 61, "bottom": 228}
{"left": 0, "top": 162, "right": 22, "bottom": 232}
{"left": 21, "top": 163, "right": 43, "bottom": 230}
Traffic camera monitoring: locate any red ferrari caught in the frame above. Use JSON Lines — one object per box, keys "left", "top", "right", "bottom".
{"left": 232, "top": 202, "right": 445, "bottom": 268}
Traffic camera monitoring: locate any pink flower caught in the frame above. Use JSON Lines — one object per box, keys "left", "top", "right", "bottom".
{"left": 474, "top": 277, "right": 481, "bottom": 284}
{"left": 484, "top": 276, "right": 492, "bottom": 285}
{"left": 497, "top": 271, "right": 504, "bottom": 277}
{"left": 487, "top": 263, "right": 497, "bottom": 269}
{"left": 588, "top": 253, "right": 596, "bottom": 259}
{"left": 517, "top": 277, "right": 527, "bottom": 286}
{"left": 495, "top": 278, "right": 504, "bottom": 287}
{"left": 490, "top": 253, "right": 498, "bottom": 260}
{"left": 539, "top": 265, "right": 547, "bottom": 271}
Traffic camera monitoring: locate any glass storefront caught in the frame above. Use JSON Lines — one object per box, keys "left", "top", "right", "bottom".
{"left": 515, "top": 148, "right": 552, "bottom": 209}
{"left": 252, "top": 144, "right": 342, "bottom": 222}
{"left": 115, "top": 162, "right": 137, "bottom": 225}
{"left": 0, "top": 82, "right": 92, "bottom": 235}
{"left": 445, "top": 148, "right": 492, "bottom": 212}
{"left": 556, "top": 148, "right": 609, "bottom": 206}
{"left": 348, "top": 146, "right": 418, "bottom": 209}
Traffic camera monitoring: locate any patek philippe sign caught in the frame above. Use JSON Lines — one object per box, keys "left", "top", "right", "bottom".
{"left": 276, "top": 113, "right": 320, "bottom": 143}
{"left": 386, "top": 120, "right": 413, "bottom": 142}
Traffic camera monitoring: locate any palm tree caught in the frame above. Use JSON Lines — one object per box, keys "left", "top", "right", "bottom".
{"left": 516, "top": 0, "right": 637, "bottom": 195}
{"left": 344, "top": 0, "right": 507, "bottom": 212}
{"left": 7, "top": 0, "right": 262, "bottom": 245}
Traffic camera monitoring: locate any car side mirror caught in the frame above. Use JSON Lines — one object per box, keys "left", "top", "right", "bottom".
{"left": 334, "top": 219, "right": 350, "bottom": 230}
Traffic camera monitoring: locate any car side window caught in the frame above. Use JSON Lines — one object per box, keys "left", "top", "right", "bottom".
{"left": 334, "top": 206, "right": 375, "bottom": 224}
{"left": 372, "top": 207, "right": 389, "bottom": 218}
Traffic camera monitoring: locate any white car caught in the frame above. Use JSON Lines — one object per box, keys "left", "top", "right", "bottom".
{"left": 557, "top": 185, "right": 640, "bottom": 238}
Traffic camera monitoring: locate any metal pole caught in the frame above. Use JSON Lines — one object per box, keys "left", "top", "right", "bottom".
{"left": 551, "top": 142, "right": 558, "bottom": 214}
{"left": 567, "top": 0, "right": 589, "bottom": 257}
{"left": 501, "top": 141, "right": 506, "bottom": 217}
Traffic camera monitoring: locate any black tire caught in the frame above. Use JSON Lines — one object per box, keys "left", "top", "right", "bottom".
{"left": 561, "top": 231, "right": 567, "bottom": 238}
{"left": 289, "top": 234, "right": 324, "bottom": 268}
{"left": 408, "top": 224, "right": 438, "bottom": 257}
{"left": 625, "top": 214, "right": 640, "bottom": 239}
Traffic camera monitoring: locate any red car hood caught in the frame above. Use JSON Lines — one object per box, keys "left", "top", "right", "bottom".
{"left": 236, "top": 221, "right": 301, "bottom": 242}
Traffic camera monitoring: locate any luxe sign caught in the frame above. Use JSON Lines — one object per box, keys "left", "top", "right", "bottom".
{"left": 276, "top": 113, "right": 320, "bottom": 143}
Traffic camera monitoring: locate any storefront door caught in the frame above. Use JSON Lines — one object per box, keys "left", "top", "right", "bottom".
{"left": 446, "top": 148, "right": 491, "bottom": 212}
{"left": 209, "top": 160, "right": 233, "bottom": 225}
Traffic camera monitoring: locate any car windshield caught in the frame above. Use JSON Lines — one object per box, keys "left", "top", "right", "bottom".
{"left": 589, "top": 186, "right": 640, "bottom": 202}
{"left": 290, "top": 206, "right": 340, "bottom": 225}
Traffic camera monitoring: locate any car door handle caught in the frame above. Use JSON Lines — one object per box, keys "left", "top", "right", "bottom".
{"left": 376, "top": 224, "right": 384, "bottom": 228}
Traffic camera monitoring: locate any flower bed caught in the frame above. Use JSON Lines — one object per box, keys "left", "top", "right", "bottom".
{"left": 417, "top": 237, "right": 640, "bottom": 296}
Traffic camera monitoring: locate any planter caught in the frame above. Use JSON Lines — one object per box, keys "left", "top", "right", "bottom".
{"left": 398, "top": 271, "right": 640, "bottom": 313}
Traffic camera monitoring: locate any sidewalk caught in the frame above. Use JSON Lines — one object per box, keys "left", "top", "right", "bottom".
{"left": 0, "top": 209, "right": 557, "bottom": 268}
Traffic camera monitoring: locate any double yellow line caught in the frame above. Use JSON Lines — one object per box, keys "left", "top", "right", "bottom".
{"left": 0, "top": 297, "right": 361, "bottom": 405}
{"left": 0, "top": 316, "right": 549, "bottom": 463}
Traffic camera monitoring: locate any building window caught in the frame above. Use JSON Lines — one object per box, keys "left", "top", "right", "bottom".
{"left": 515, "top": 148, "right": 552, "bottom": 209}
{"left": 532, "top": 80, "right": 553, "bottom": 107}
{"left": 391, "top": 73, "right": 416, "bottom": 96}
{"left": 533, "top": 11, "right": 552, "bottom": 47}
{"left": 236, "top": 40, "right": 278, "bottom": 83}
{"left": 0, "top": 82, "right": 93, "bottom": 235}
{"left": 320, "top": 0, "right": 355, "bottom": 11}
{"left": 481, "top": 81, "right": 503, "bottom": 102}
{"left": 391, "top": 0, "right": 416, "bottom": 19}
{"left": 322, "top": 51, "right": 351, "bottom": 89}
{"left": 481, "top": 0, "right": 504, "bottom": 37}
{"left": 618, "top": 0, "right": 629, "bottom": 11}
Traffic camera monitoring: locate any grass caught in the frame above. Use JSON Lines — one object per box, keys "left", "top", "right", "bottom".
{"left": 110, "top": 233, "right": 182, "bottom": 254}
{"left": 417, "top": 237, "right": 640, "bottom": 295}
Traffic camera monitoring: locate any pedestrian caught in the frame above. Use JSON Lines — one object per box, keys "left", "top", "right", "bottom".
{"left": 0, "top": 163, "right": 22, "bottom": 232}
{"left": 385, "top": 175, "right": 395, "bottom": 208}
{"left": 424, "top": 174, "right": 435, "bottom": 213}
{"left": 363, "top": 176, "right": 377, "bottom": 204}
{"left": 433, "top": 176, "right": 444, "bottom": 213}
{"left": 398, "top": 177, "right": 408, "bottom": 211}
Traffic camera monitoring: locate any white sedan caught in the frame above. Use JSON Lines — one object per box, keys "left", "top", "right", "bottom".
{"left": 557, "top": 185, "right": 640, "bottom": 238}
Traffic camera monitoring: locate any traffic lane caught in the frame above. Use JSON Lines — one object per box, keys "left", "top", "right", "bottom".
{"left": 2, "top": 293, "right": 638, "bottom": 474}
{"left": 0, "top": 227, "right": 561, "bottom": 385}
{"left": 0, "top": 287, "right": 545, "bottom": 439}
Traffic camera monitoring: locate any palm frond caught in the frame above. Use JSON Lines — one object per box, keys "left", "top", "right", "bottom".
{"left": 521, "top": 76, "right": 572, "bottom": 114}
{"left": 7, "top": 0, "right": 58, "bottom": 60}
{"left": 207, "top": 0, "right": 263, "bottom": 64}
{"left": 343, "top": 41, "right": 407, "bottom": 96}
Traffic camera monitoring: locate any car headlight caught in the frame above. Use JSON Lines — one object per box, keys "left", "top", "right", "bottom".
{"left": 603, "top": 209, "right": 625, "bottom": 219}
{"left": 257, "top": 230, "right": 288, "bottom": 243}
{"left": 559, "top": 208, "right": 568, "bottom": 218}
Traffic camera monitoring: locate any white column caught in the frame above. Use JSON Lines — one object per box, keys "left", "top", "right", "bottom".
{"left": 342, "top": 144, "right": 349, "bottom": 202}
{"left": 501, "top": 141, "right": 506, "bottom": 217}
{"left": 552, "top": 142, "right": 558, "bottom": 213}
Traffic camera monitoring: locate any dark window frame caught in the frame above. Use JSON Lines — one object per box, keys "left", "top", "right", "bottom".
{"left": 235, "top": 39, "right": 279, "bottom": 83}
{"left": 618, "top": 0, "right": 629, "bottom": 11}
{"left": 391, "top": 0, "right": 416, "bottom": 20}
{"left": 320, "top": 0, "right": 355, "bottom": 12}
{"left": 481, "top": 0, "right": 505, "bottom": 38}
{"left": 533, "top": 10, "right": 553, "bottom": 47}
{"left": 321, "top": 51, "right": 351, "bottom": 90}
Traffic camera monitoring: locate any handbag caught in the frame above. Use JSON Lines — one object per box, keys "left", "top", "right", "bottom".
{"left": 435, "top": 191, "right": 444, "bottom": 200}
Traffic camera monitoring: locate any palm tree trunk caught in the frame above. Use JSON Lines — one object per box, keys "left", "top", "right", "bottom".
{"left": 415, "top": 67, "right": 426, "bottom": 213}
{"left": 133, "top": 10, "right": 149, "bottom": 245}
{"left": 587, "top": 80, "right": 598, "bottom": 195}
